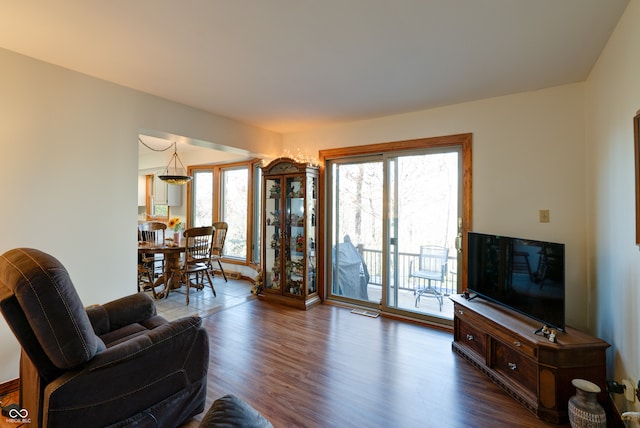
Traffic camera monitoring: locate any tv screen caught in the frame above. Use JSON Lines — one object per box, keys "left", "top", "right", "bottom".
{"left": 467, "top": 232, "right": 565, "bottom": 331}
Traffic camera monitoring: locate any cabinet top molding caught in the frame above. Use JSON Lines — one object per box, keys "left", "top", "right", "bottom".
{"left": 263, "top": 157, "right": 319, "bottom": 174}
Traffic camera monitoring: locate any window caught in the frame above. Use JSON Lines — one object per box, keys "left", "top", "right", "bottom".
{"left": 221, "top": 167, "right": 248, "bottom": 259}
{"left": 142, "top": 174, "right": 171, "bottom": 221}
{"left": 188, "top": 159, "right": 261, "bottom": 266}
{"left": 252, "top": 163, "right": 262, "bottom": 264}
{"left": 192, "top": 170, "right": 214, "bottom": 227}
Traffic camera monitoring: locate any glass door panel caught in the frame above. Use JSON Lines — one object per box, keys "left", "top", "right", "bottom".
{"left": 387, "top": 158, "right": 398, "bottom": 308}
{"left": 387, "top": 150, "right": 460, "bottom": 320}
{"left": 285, "top": 176, "right": 305, "bottom": 295}
{"left": 329, "top": 159, "right": 383, "bottom": 304}
{"left": 307, "top": 174, "right": 317, "bottom": 295}
{"left": 264, "top": 177, "right": 282, "bottom": 291}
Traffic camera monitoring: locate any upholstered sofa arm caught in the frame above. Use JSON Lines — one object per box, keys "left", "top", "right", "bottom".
{"left": 86, "top": 292, "right": 156, "bottom": 336}
{"left": 43, "top": 316, "right": 208, "bottom": 426}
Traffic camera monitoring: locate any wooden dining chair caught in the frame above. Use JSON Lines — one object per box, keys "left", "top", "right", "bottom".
{"left": 138, "top": 221, "right": 166, "bottom": 298}
{"left": 211, "top": 221, "right": 228, "bottom": 282}
{"left": 181, "top": 226, "right": 216, "bottom": 304}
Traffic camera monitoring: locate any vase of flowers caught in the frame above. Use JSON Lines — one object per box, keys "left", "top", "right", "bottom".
{"left": 167, "top": 217, "right": 183, "bottom": 245}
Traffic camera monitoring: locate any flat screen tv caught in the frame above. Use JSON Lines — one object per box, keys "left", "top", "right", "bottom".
{"left": 467, "top": 232, "right": 566, "bottom": 332}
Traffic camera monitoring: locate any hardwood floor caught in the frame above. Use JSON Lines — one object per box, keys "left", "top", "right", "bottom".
{"left": 0, "top": 279, "right": 570, "bottom": 427}
{"left": 175, "top": 287, "right": 568, "bottom": 428}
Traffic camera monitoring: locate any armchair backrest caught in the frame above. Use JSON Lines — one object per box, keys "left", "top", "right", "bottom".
{"left": 0, "top": 248, "right": 105, "bottom": 372}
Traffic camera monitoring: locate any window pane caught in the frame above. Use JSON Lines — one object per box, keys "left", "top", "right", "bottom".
{"left": 193, "top": 171, "right": 213, "bottom": 227}
{"left": 154, "top": 204, "right": 168, "bottom": 218}
{"left": 222, "top": 167, "right": 248, "bottom": 258}
{"left": 252, "top": 163, "right": 262, "bottom": 263}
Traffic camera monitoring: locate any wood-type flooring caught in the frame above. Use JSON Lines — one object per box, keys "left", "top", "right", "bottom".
{"left": 183, "top": 297, "right": 569, "bottom": 428}
{"left": 0, "top": 280, "right": 574, "bottom": 427}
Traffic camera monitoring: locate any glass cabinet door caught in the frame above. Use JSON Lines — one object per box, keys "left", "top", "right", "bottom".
{"left": 307, "top": 175, "right": 317, "bottom": 295}
{"left": 285, "top": 176, "right": 305, "bottom": 295}
{"left": 265, "top": 177, "right": 281, "bottom": 291}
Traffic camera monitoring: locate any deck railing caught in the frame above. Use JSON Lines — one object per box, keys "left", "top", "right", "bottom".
{"left": 359, "top": 248, "right": 458, "bottom": 296}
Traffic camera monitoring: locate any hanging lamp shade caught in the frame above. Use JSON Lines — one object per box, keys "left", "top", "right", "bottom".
{"left": 158, "top": 142, "right": 192, "bottom": 185}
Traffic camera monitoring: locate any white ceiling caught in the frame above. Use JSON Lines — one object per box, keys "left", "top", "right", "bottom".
{"left": 0, "top": 0, "right": 629, "bottom": 134}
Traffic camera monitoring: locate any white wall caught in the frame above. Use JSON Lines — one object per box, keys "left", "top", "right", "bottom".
{"left": 0, "top": 47, "right": 280, "bottom": 382}
{"left": 285, "top": 83, "right": 589, "bottom": 329}
{"left": 585, "top": 0, "right": 640, "bottom": 416}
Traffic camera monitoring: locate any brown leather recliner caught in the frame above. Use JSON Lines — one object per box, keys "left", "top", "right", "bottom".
{"left": 0, "top": 248, "right": 209, "bottom": 427}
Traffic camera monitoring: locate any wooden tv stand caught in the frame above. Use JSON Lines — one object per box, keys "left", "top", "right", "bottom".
{"left": 451, "top": 294, "right": 609, "bottom": 424}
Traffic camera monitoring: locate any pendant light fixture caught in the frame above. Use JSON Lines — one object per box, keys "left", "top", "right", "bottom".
{"left": 158, "top": 142, "right": 192, "bottom": 185}
{"left": 139, "top": 138, "right": 192, "bottom": 185}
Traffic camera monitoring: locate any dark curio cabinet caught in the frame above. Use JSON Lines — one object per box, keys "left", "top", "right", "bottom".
{"left": 261, "top": 158, "right": 320, "bottom": 309}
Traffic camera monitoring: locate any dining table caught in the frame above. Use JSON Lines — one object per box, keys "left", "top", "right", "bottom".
{"left": 138, "top": 241, "right": 186, "bottom": 298}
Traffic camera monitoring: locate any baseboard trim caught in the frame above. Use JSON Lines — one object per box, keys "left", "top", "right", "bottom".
{"left": 0, "top": 378, "right": 18, "bottom": 397}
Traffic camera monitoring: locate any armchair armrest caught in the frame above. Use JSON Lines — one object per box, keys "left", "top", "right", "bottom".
{"left": 88, "top": 316, "right": 202, "bottom": 369}
{"left": 86, "top": 292, "right": 156, "bottom": 336}
{"left": 44, "top": 316, "right": 208, "bottom": 426}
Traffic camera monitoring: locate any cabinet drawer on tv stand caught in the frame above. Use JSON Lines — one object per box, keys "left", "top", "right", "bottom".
{"left": 457, "top": 320, "right": 487, "bottom": 360}
{"left": 453, "top": 303, "right": 489, "bottom": 330}
{"left": 493, "top": 340, "right": 537, "bottom": 396}
{"left": 491, "top": 328, "right": 536, "bottom": 360}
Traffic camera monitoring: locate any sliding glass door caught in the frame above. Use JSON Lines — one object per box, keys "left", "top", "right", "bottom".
{"left": 324, "top": 136, "right": 470, "bottom": 325}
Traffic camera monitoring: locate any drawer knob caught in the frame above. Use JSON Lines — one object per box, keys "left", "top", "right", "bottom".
{"left": 513, "top": 341, "right": 521, "bottom": 347}
{"left": 466, "top": 334, "right": 474, "bottom": 341}
{"left": 508, "top": 362, "right": 517, "bottom": 371}
{"left": 458, "top": 310, "right": 464, "bottom": 315}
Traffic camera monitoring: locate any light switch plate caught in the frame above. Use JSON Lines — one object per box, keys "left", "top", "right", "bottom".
{"left": 539, "top": 209, "right": 550, "bottom": 223}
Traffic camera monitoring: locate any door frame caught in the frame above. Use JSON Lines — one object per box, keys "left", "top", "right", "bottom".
{"left": 318, "top": 134, "right": 473, "bottom": 315}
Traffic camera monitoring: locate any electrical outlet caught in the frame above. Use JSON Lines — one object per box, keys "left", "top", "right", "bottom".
{"left": 539, "top": 209, "right": 550, "bottom": 223}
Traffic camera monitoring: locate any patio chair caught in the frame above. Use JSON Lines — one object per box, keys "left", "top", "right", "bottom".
{"left": 409, "top": 245, "right": 449, "bottom": 311}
